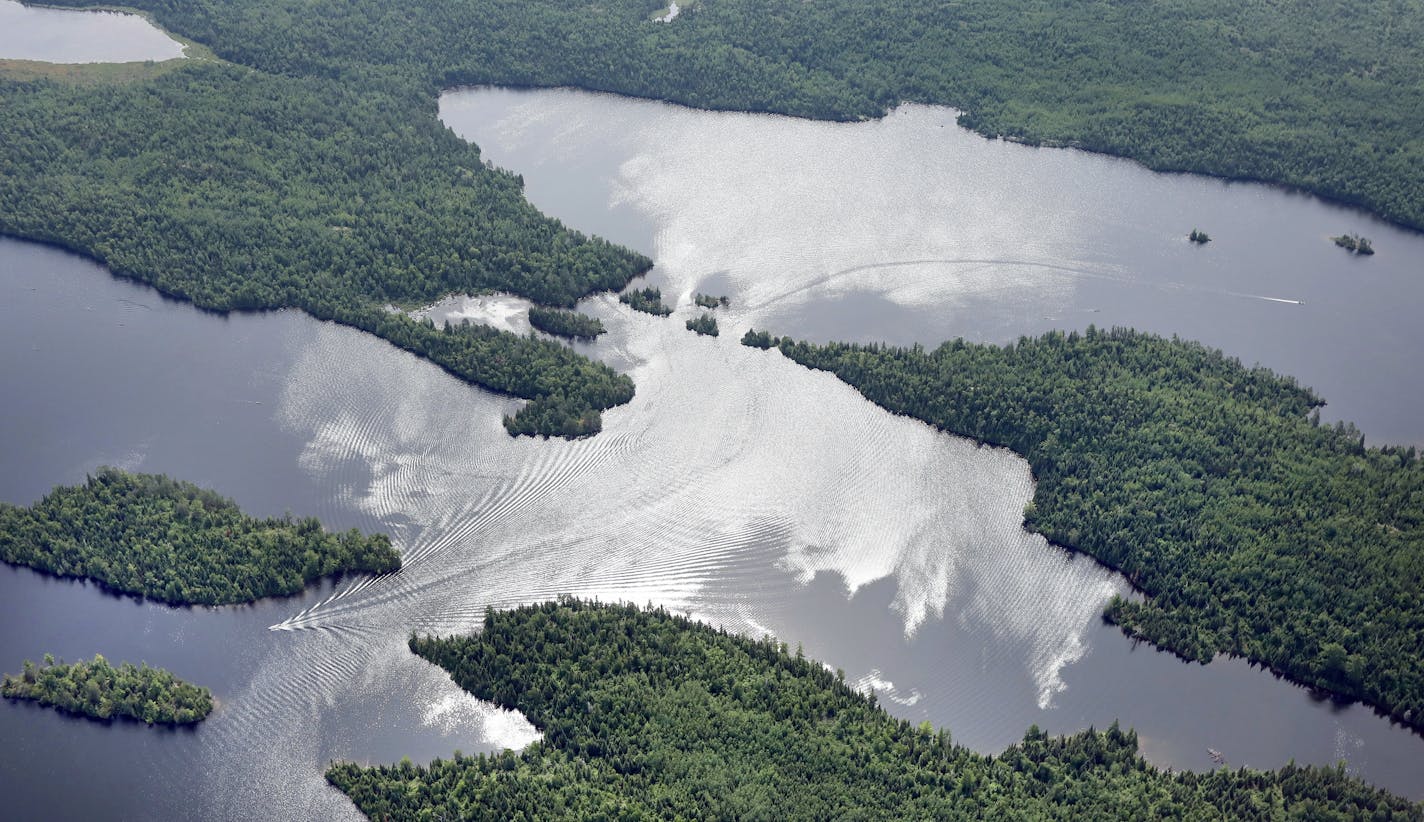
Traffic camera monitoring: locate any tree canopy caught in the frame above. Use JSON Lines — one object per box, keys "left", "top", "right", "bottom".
{"left": 3, "top": 653, "right": 213, "bottom": 726}
{"left": 0, "top": 64, "right": 648, "bottom": 436}
{"left": 0, "top": 467, "right": 400, "bottom": 605}
{"left": 32, "top": 0, "right": 1424, "bottom": 231}
{"left": 763, "top": 326, "right": 1424, "bottom": 731}
{"left": 527, "top": 306, "right": 606, "bottom": 341}
{"left": 327, "top": 600, "right": 1419, "bottom": 820}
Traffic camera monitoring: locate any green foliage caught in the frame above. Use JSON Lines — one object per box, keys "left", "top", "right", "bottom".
{"left": 326, "top": 601, "right": 1419, "bottom": 820}
{"left": 685, "top": 312, "right": 719, "bottom": 337}
{"left": 527, "top": 306, "right": 606, "bottom": 341}
{"left": 0, "top": 467, "right": 400, "bottom": 605}
{"left": 8, "top": 0, "right": 1418, "bottom": 434}
{"left": 772, "top": 327, "right": 1424, "bottom": 730}
{"left": 1189, "top": 229, "right": 1211, "bottom": 244}
{"left": 0, "top": 64, "right": 649, "bottom": 437}
{"left": 35, "top": 0, "right": 1424, "bottom": 230}
{"left": 740, "top": 328, "right": 780, "bottom": 349}
{"left": 694, "top": 293, "right": 729, "bottom": 309}
{"left": 3, "top": 653, "right": 213, "bottom": 725}
{"left": 620, "top": 287, "right": 672, "bottom": 317}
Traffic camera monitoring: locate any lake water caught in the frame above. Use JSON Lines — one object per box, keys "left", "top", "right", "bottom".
{"left": 0, "top": 0, "right": 185, "bottom": 64}
{"left": 2, "top": 84, "right": 1423, "bottom": 818}
{"left": 441, "top": 88, "right": 1424, "bottom": 447}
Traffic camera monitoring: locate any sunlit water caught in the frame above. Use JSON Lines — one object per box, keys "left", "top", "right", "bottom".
{"left": 442, "top": 88, "right": 1424, "bottom": 446}
{"left": 2, "top": 83, "right": 1424, "bottom": 819}
{"left": 0, "top": 0, "right": 185, "bottom": 63}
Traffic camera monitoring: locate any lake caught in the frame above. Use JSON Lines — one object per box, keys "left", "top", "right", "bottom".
{"left": 0, "top": 0, "right": 184, "bottom": 64}
{"left": 1, "top": 83, "right": 1422, "bottom": 818}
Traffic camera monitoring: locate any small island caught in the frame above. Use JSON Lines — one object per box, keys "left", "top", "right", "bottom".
{"left": 695, "top": 292, "right": 731, "bottom": 309}
{"left": 1332, "top": 233, "right": 1375, "bottom": 255}
{"left": 3, "top": 654, "right": 213, "bottom": 725}
{"left": 619, "top": 287, "right": 673, "bottom": 316}
{"left": 527, "top": 306, "right": 605, "bottom": 341}
{"left": 1188, "top": 228, "right": 1211, "bottom": 244}
{"left": 0, "top": 467, "right": 400, "bottom": 606}
{"left": 686, "top": 312, "right": 719, "bottom": 336}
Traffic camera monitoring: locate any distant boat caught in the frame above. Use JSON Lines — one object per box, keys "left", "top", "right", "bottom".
{"left": 1207, "top": 748, "right": 1226, "bottom": 764}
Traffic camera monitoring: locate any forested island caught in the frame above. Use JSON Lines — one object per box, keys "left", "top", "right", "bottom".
{"left": 328, "top": 600, "right": 1419, "bottom": 819}
{"left": 27, "top": 0, "right": 1424, "bottom": 232}
{"left": 3, "top": 654, "right": 213, "bottom": 725}
{"left": 0, "top": 468, "right": 400, "bottom": 605}
{"left": 685, "top": 312, "right": 719, "bottom": 337}
{"left": 527, "top": 306, "right": 605, "bottom": 341}
{"left": 619, "top": 287, "right": 673, "bottom": 317}
{"left": 0, "top": 64, "right": 647, "bottom": 437}
{"left": 746, "top": 327, "right": 1424, "bottom": 731}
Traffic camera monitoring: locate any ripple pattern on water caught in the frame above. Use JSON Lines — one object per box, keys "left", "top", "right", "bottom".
{"left": 272, "top": 287, "right": 1128, "bottom": 716}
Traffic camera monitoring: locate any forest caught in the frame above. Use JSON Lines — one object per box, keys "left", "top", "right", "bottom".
{"left": 6, "top": 0, "right": 1420, "bottom": 437}
{"left": 527, "top": 306, "right": 606, "bottom": 341}
{"left": 3, "top": 653, "right": 213, "bottom": 725}
{"left": 0, "top": 64, "right": 649, "bottom": 437}
{"left": 756, "top": 327, "right": 1424, "bottom": 732}
{"left": 0, "top": 467, "right": 400, "bottom": 605}
{"left": 29, "top": 0, "right": 1424, "bottom": 232}
{"left": 327, "top": 600, "right": 1419, "bottom": 820}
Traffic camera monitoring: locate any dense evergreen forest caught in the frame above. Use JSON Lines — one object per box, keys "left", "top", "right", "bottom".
{"left": 753, "top": 327, "right": 1424, "bottom": 731}
{"left": 3, "top": 654, "right": 213, "bottom": 725}
{"left": 0, "top": 64, "right": 648, "bottom": 436}
{"left": 0, "top": 468, "right": 400, "bottom": 605}
{"left": 328, "top": 600, "right": 1419, "bottom": 820}
{"left": 527, "top": 306, "right": 606, "bottom": 341}
{"left": 32, "top": 0, "right": 1424, "bottom": 231}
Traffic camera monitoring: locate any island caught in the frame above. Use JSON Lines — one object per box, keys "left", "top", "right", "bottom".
{"left": 1333, "top": 234, "right": 1376, "bottom": 255}
{"left": 0, "top": 467, "right": 400, "bottom": 606}
{"left": 686, "top": 312, "right": 719, "bottom": 336}
{"left": 748, "top": 326, "right": 1424, "bottom": 731}
{"left": 3, "top": 653, "right": 213, "bottom": 725}
{"left": 327, "top": 600, "right": 1418, "bottom": 819}
{"left": 695, "top": 292, "right": 730, "bottom": 309}
{"left": 1188, "top": 229, "right": 1211, "bottom": 244}
{"left": 619, "top": 286, "right": 673, "bottom": 317}
{"left": 527, "top": 306, "right": 606, "bottom": 341}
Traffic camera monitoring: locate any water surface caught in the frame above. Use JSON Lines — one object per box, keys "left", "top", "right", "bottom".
{"left": 0, "top": 0, "right": 184, "bottom": 63}
{"left": 441, "top": 87, "right": 1424, "bottom": 445}
{"left": 2, "top": 83, "right": 1423, "bottom": 820}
